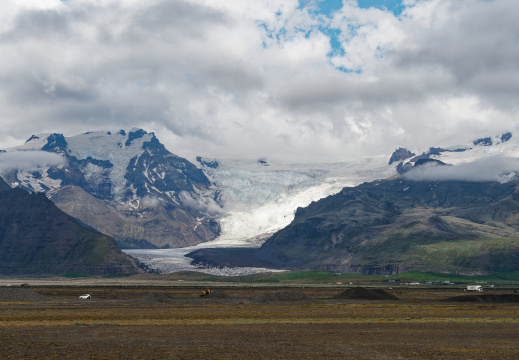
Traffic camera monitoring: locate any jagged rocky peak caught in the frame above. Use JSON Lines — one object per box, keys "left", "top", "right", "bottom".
{"left": 393, "top": 147, "right": 450, "bottom": 174}
{"left": 42, "top": 133, "right": 68, "bottom": 153}
{"left": 388, "top": 148, "right": 415, "bottom": 165}
{"left": 502, "top": 131, "right": 513, "bottom": 142}
{"left": 125, "top": 128, "right": 149, "bottom": 146}
{"left": 9, "top": 128, "right": 211, "bottom": 202}
{"left": 25, "top": 134, "right": 41, "bottom": 143}
{"left": 473, "top": 131, "right": 512, "bottom": 147}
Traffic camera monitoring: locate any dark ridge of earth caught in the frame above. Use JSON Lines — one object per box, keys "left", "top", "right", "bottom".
{"left": 186, "top": 248, "right": 282, "bottom": 269}
{"left": 441, "top": 294, "right": 519, "bottom": 303}
{"left": 332, "top": 287, "right": 400, "bottom": 300}
{"left": 137, "top": 292, "right": 174, "bottom": 303}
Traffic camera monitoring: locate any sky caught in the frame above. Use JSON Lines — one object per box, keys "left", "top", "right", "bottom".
{"left": 1, "top": 0, "right": 519, "bottom": 163}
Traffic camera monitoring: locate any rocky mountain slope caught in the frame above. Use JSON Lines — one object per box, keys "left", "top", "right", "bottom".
{"left": 0, "top": 177, "right": 145, "bottom": 276}
{"left": 252, "top": 176, "right": 519, "bottom": 275}
{"left": 1, "top": 129, "right": 220, "bottom": 248}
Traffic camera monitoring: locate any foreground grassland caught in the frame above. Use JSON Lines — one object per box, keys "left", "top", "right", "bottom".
{"left": 1, "top": 285, "right": 519, "bottom": 359}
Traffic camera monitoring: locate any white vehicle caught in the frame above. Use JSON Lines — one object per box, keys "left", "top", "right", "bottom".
{"left": 467, "top": 285, "right": 483, "bottom": 292}
{"left": 79, "top": 294, "right": 92, "bottom": 299}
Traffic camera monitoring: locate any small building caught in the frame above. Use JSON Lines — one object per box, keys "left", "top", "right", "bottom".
{"left": 467, "top": 285, "right": 483, "bottom": 292}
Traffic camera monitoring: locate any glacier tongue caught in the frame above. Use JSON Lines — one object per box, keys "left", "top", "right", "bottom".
{"left": 123, "top": 247, "right": 286, "bottom": 275}
{"left": 203, "top": 157, "right": 397, "bottom": 247}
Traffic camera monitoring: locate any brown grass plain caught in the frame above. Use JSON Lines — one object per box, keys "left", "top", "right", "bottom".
{"left": 1, "top": 285, "right": 519, "bottom": 359}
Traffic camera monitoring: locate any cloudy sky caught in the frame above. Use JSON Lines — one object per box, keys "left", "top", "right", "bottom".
{"left": 1, "top": 0, "right": 518, "bottom": 162}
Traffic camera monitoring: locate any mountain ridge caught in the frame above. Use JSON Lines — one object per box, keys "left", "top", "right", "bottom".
{"left": 0, "top": 176, "right": 146, "bottom": 276}
{"left": 1, "top": 129, "right": 221, "bottom": 249}
{"left": 252, "top": 176, "right": 519, "bottom": 275}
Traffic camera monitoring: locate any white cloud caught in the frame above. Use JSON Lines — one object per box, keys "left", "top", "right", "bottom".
{"left": 0, "top": 0, "right": 518, "bottom": 162}
{"left": 405, "top": 156, "right": 519, "bottom": 182}
{"left": 179, "top": 191, "right": 225, "bottom": 216}
{"left": 0, "top": 151, "right": 65, "bottom": 172}
{"left": 140, "top": 195, "right": 161, "bottom": 209}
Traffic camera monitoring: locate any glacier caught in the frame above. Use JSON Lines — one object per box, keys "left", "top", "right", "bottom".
{"left": 204, "top": 157, "right": 397, "bottom": 246}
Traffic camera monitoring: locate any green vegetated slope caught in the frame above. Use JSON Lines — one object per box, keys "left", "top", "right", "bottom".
{"left": 256, "top": 178, "right": 519, "bottom": 275}
{"left": 0, "top": 177, "right": 144, "bottom": 276}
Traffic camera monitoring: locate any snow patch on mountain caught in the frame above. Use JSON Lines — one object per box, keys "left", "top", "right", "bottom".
{"left": 3, "top": 130, "right": 154, "bottom": 202}
{"left": 65, "top": 130, "right": 152, "bottom": 202}
{"left": 436, "top": 135, "right": 519, "bottom": 165}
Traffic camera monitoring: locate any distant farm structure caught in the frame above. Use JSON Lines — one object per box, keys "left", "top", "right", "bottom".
{"left": 467, "top": 285, "right": 483, "bottom": 292}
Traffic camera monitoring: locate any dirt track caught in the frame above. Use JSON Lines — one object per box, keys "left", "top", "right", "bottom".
{"left": 1, "top": 285, "right": 519, "bottom": 359}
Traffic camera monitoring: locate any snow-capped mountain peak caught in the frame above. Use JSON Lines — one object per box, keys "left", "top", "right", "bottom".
{"left": 1, "top": 129, "right": 220, "bottom": 249}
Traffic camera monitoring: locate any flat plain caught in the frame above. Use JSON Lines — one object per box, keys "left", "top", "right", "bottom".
{"left": 1, "top": 283, "right": 519, "bottom": 359}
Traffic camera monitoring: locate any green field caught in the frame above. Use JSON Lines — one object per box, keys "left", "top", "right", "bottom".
{"left": 127, "top": 269, "right": 519, "bottom": 286}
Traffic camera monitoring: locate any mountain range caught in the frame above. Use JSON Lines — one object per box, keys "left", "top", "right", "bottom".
{"left": 4, "top": 128, "right": 519, "bottom": 276}
{"left": 1, "top": 129, "right": 220, "bottom": 249}
{"left": 188, "top": 131, "right": 519, "bottom": 275}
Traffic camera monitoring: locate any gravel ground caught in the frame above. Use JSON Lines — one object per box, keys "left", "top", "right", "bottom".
{"left": 252, "top": 291, "right": 314, "bottom": 302}
{"left": 0, "top": 287, "right": 50, "bottom": 302}
{"left": 137, "top": 292, "right": 175, "bottom": 303}
{"left": 2, "top": 285, "right": 519, "bottom": 359}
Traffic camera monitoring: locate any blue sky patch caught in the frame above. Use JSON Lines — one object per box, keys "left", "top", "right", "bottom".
{"left": 357, "top": 0, "right": 405, "bottom": 16}
{"left": 277, "top": 1, "right": 405, "bottom": 69}
{"left": 299, "top": 0, "right": 406, "bottom": 17}
{"left": 298, "top": 0, "right": 343, "bottom": 17}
